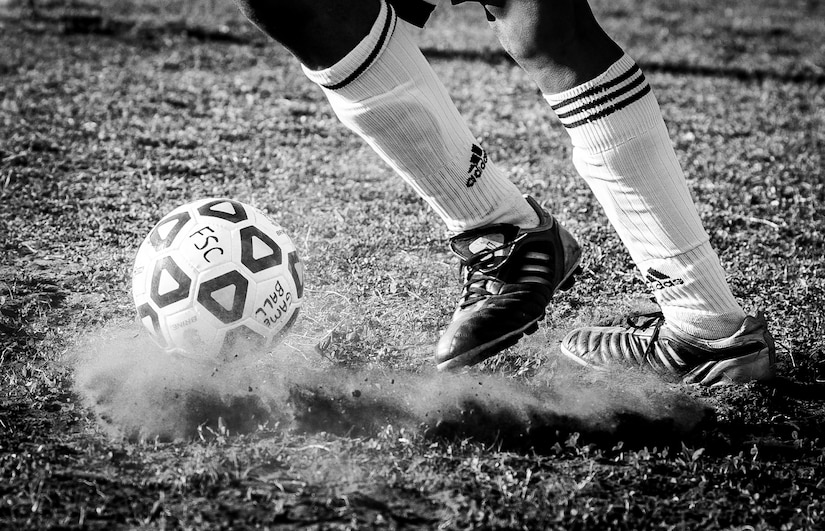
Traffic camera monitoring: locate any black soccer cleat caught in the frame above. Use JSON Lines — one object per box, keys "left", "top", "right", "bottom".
{"left": 560, "top": 311, "right": 776, "bottom": 386}
{"left": 435, "top": 196, "right": 582, "bottom": 371}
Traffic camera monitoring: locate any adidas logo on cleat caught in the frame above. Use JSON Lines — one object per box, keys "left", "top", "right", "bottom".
{"left": 644, "top": 268, "right": 685, "bottom": 290}
{"left": 465, "top": 143, "right": 487, "bottom": 187}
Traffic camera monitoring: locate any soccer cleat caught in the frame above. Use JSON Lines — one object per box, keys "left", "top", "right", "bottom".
{"left": 435, "top": 196, "right": 582, "bottom": 371}
{"left": 559, "top": 311, "right": 776, "bottom": 386}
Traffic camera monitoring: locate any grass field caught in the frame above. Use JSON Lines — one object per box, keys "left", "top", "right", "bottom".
{"left": 1, "top": 0, "right": 824, "bottom": 529}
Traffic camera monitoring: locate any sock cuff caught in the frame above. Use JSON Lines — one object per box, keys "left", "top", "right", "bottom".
{"left": 302, "top": 0, "right": 397, "bottom": 90}
{"left": 544, "top": 54, "right": 660, "bottom": 153}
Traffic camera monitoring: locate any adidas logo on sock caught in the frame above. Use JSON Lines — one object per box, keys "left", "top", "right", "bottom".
{"left": 466, "top": 143, "right": 487, "bottom": 187}
{"left": 644, "top": 268, "right": 685, "bottom": 290}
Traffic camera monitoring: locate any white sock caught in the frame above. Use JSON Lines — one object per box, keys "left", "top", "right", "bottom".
{"left": 301, "top": 0, "right": 538, "bottom": 233}
{"left": 545, "top": 54, "right": 745, "bottom": 340}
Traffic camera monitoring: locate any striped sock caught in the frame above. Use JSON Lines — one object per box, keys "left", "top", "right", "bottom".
{"left": 545, "top": 54, "right": 746, "bottom": 340}
{"left": 302, "top": 0, "right": 538, "bottom": 233}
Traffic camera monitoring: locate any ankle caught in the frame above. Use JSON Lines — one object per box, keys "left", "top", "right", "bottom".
{"left": 665, "top": 310, "right": 747, "bottom": 341}
{"left": 489, "top": 198, "right": 541, "bottom": 229}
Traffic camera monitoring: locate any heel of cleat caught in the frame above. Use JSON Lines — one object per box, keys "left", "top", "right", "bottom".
{"left": 558, "top": 265, "right": 582, "bottom": 292}
{"left": 684, "top": 348, "right": 776, "bottom": 386}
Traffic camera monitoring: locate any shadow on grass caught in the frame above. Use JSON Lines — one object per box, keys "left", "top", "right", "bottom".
{"left": 767, "top": 376, "right": 825, "bottom": 401}
{"left": 9, "top": 7, "right": 825, "bottom": 85}
{"left": 285, "top": 367, "right": 715, "bottom": 454}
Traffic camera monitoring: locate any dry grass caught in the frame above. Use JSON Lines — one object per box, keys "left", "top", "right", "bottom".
{"left": 1, "top": 0, "right": 824, "bottom": 528}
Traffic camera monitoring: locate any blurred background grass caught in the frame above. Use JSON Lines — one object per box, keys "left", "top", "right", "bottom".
{"left": 4, "top": 0, "right": 824, "bottom": 78}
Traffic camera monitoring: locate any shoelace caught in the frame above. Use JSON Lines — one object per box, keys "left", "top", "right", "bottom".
{"left": 457, "top": 238, "right": 519, "bottom": 309}
{"left": 625, "top": 312, "right": 667, "bottom": 363}
{"left": 624, "top": 311, "right": 666, "bottom": 330}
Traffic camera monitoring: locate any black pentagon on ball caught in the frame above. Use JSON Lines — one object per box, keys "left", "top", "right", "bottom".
{"left": 197, "top": 270, "right": 249, "bottom": 324}
{"left": 136, "top": 303, "right": 166, "bottom": 347}
{"left": 240, "top": 225, "right": 282, "bottom": 273}
{"left": 148, "top": 211, "right": 191, "bottom": 251}
{"left": 197, "top": 199, "right": 248, "bottom": 223}
{"left": 150, "top": 256, "right": 192, "bottom": 308}
{"left": 288, "top": 250, "right": 304, "bottom": 299}
{"left": 220, "top": 324, "right": 266, "bottom": 358}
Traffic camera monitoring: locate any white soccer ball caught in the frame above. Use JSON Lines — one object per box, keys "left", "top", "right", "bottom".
{"left": 132, "top": 198, "right": 304, "bottom": 361}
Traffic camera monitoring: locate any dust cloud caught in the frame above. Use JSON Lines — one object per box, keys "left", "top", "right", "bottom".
{"left": 71, "top": 322, "right": 711, "bottom": 450}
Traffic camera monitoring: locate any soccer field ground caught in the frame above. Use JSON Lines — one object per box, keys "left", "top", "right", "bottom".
{"left": 1, "top": 0, "right": 824, "bottom": 528}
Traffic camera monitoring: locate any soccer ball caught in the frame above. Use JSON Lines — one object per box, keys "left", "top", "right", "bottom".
{"left": 132, "top": 198, "right": 304, "bottom": 361}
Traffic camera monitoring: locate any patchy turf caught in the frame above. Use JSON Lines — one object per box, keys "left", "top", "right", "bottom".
{"left": 1, "top": 0, "right": 824, "bottom": 529}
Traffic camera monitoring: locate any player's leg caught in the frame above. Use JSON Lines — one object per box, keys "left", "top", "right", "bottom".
{"left": 235, "top": 0, "right": 380, "bottom": 69}
{"left": 237, "top": 0, "right": 537, "bottom": 231}
{"left": 236, "top": 0, "right": 583, "bottom": 369}
{"left": 480, "top": 0, "right": 774, "bottom": 384}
